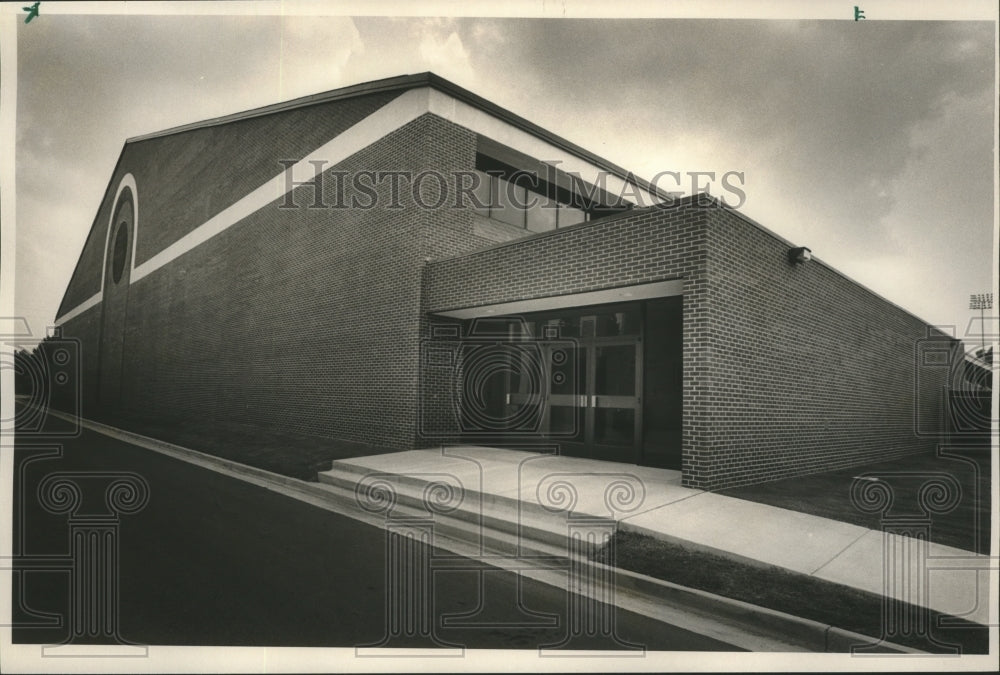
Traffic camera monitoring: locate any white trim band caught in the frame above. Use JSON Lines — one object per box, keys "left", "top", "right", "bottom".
{"left": 131, "top": 87, "right": 433, "bottom": 283}
{"left": 431, "top": 279, "right": 684, "bottom": 320}
{"left": 53, "top": 292, "right": 101, "bottom": 327}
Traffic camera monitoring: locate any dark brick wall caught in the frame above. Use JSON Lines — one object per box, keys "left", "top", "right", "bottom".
{"left": 57, "top": 91, "right": 401, "bottom": 319}
{"left": 421, "top": 202, "right": 955, "bottom": 489}
{"left": 62, "top": 309, "right": 101, "bottom": 420}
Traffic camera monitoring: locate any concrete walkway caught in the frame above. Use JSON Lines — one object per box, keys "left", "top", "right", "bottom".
{"left": 335, "top": 446, "right": 992, "bottom": 626}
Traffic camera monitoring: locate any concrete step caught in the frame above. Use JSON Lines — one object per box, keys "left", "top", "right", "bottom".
{"left": 314, "top": 471, "right": 572, "bottom": 562}
{"left": 317, "top": 459, "right": 610, "bottom": 558}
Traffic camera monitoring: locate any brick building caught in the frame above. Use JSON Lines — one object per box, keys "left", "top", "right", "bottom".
{"left": 54, "top": 73, "right": 957, "bottom": 490}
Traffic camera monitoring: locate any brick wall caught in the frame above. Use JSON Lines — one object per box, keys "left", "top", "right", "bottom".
{"left": 694, "top": 207, "right": 955, "bottom": 489}
{"left": 59, "top": 111, "right": 503, "bottom": 453}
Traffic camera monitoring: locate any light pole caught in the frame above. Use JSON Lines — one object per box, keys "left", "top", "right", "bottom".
{"left": 969, "top": 293, "right": 993, "bottom": 355}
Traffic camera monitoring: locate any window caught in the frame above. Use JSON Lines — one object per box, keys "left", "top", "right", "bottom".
{"left": 471, "top": 170, "right": 493, "bottom": 218}
{"left": 526, "top": 191, "right": 558, "bottom": 233}
{"left": 111, "top": 223, "right": 128, "bottom": 284}
{"left": 493, "top": 176, "right": 527, "bottom": 228}
{"left": 471, "top": 153, "right": 623, "bottom": 231}
{"left": 557, "top": 203, "right": 588, "bottom": 228}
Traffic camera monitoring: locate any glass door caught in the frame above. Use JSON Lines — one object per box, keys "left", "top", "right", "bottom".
{"left": 587, "top": 338, "right": 642, "bottom": 462}
{"left": 543, "top": 343, "right": 586, "bottom": 444}
{"left": 540, "top": 337, "right": 642, "bottom": 462}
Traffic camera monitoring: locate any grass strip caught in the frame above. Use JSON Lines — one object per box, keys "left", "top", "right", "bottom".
{"left": 594, "top": 530, "right": 987, "bottom": 654}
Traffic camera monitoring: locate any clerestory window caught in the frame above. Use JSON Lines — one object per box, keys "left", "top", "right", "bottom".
{"left": 470, "top": 153, "right": 626, "bottom": 232}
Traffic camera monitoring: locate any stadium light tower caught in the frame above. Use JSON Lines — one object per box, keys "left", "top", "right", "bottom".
{"left": 969, "top": 293, "right": 993, "bottom": 354}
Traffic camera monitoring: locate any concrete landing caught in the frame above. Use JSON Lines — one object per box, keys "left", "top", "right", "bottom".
{"left": 322, "top": 446, "right": 992, "bottom": 627}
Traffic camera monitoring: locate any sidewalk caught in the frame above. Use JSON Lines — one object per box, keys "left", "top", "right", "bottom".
{"left": 336, "top": 446, "right": 992, "bottom": 627}
{"left": 621, "top": 488, "right": 991, "bottom": 626}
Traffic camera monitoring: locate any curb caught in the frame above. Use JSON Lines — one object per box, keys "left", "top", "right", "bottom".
{"left": 600, "top": 560, "right": 922, "bottom": 653}
{"left": 32, "top": 406, "right": 924, "bottom": 653}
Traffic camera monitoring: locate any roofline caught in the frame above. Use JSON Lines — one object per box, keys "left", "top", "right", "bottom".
{"left": 54, "top": 142, "right": 129, "bottom": 322}
{"left": 712, "top": 199, "right": 960, "bottom": 338}
{"left": 126, "top": 72, "right": 426, "bottom": 143}
{"left": 125, "top": 72, "right": 675, "bottom": 202}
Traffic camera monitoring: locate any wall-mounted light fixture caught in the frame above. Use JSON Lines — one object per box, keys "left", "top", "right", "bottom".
{"left": 788, "top": 246, "right": 812, "bottom": 265}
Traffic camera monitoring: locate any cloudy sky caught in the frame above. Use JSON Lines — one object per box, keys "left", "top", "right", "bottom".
{"left": 9, "top": 3, "right": 998, "bottom": 352}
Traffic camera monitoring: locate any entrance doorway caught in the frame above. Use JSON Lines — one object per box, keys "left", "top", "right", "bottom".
{"left": 444, "top": 285, "right": 683, "bottom": 469}
{"left": 458, "top": 297, "right": 681, "bottom": 468}
{"left": 471, "top": 299, "right": 680, "bottom": 467}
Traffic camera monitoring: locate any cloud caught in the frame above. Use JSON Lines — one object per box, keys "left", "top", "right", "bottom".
{"left": 464, "top": 18, "right": 993, "bottom": 329}
{"left": 470, "top": 20, "right": 508, "bottom": 48}
{"left": 15, "top": 190, "right": 97, "bottom": 332}
{"left": 277, "top": 16, "right": 365, "bottom": 99}
{"left": 416, "top": 24, "right": 476, "bottom": 87}
{"left": 871, "top": 84, "right": 996, "bottom": 327}
{"left": 419, "top": 31, "right": 468, "bottom": 70}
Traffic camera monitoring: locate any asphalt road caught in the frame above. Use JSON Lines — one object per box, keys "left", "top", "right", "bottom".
{"left": 10, "top": 409, "right": 739, "bottom": 651}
